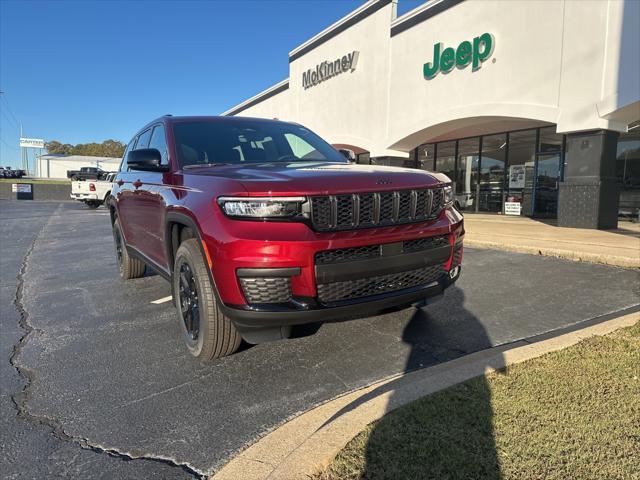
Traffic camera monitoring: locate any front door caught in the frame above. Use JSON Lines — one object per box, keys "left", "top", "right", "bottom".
{"left": 533, "top": 153, "right": 561, "bottom": 218}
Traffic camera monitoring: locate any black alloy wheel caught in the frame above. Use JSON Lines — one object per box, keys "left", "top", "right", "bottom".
{"left": 178, "top": 262, "right": 200, "bottom": 342}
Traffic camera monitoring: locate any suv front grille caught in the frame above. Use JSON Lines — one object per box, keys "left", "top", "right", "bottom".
{"left": 317, "top": 265, "right": 443, "bottom": 304}
{"left": 310, "top": 187, "right": 445, "bottom": 232}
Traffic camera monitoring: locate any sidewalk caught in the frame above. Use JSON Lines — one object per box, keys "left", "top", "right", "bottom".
{"left": 463, "top": 214, "right": 640, "bottom": 268}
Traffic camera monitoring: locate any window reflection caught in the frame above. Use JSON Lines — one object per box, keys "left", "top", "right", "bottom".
{"left": 617, "top": 126, "right": 640, "bottom": 218}
{"left": 435, "top": 141, "right": 456, "bottom": 185}
{"left": 456, "top": 138, "right": 480, "bottom": 211}
{"left": 480, "top": 134, "right": 506, "bottom": 212}
{"left": 507, "top": 130, "right": 536, "bottom": 216}
{"left": 417, "top": 144, "right": 435, "bottom": 170}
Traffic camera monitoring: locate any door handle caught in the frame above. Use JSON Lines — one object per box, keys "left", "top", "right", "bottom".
{"left": 116, "top": 179, "right": 124, "bottom": 186}
{"left": 133, "top": 179, "right": 142, "bottom": 188}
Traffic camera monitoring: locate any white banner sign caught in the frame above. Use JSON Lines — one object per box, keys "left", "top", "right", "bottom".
{"left": 19, "top": 137, "right": 45, "bottom": 149}
{"left": 508, "top": 165, "right": 526, "bottom": 189}
{"left": 12, "top": 183, "right": 32, "bottom": 193}
{"left": 504, "top": 201, "right": 522, "bottom": 216}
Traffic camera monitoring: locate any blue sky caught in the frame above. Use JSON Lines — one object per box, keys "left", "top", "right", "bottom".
{"left": 0, "top": 0, "right": 423, "bottom": 168}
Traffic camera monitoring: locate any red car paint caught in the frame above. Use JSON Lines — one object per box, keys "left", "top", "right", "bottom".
{"left": 110, "top": 116, "right": 463, "bottom": 341}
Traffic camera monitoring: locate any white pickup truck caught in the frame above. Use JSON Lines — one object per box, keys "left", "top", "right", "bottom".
{"left": 70, "top": 173, "right": 116, "bottom": 209}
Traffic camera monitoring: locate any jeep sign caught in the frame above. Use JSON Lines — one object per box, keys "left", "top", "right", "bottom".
{"left": 303, "top": 51, "right": 359, "bottom": 89}
{"left": 423, "top": 33, "right": 494, "bottom": 79}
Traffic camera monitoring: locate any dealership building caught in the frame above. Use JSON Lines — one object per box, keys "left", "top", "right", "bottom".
{"left": 224, "top": 0, "right": 640, "bottom": 228}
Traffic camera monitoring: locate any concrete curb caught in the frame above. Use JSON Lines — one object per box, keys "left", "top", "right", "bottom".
{"left": 211, "top": 311, "right": 639, "bottom": 480}
{"left": 464, "top": 238, "right": 640, "bottom": 269}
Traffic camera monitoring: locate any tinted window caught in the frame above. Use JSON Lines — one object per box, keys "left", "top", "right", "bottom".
{"left": 135, "top": 128, "right": 152, "bottom": 150}
{"left": 148, "top": 125, "right": 168, "bottom": 165}
{"left": 172, "top": 120, "right": 345, "bottom": 167}
{"left": 119, "top": 138, "right": 137, "bottom": 172}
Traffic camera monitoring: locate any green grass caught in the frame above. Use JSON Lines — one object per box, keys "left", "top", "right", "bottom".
{"left": 317, "top": 321, "right": 640, "bottom": 480}
{"left": 0, "top": 178, "right": 70, "bottom": 184}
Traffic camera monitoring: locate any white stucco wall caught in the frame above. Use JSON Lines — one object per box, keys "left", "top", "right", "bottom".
{"left": 224, "top": 0, "right": 640, "bottom": 156}
{"left": 288, "top": 0, "right": 398, "bottom": 157}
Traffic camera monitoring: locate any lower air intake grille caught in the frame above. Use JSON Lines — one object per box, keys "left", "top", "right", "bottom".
{"left": 317, "top": 264, "right": 443, "bottom": 304}
{"left": 239, "top": 277, "right": 292, "bottom": 304}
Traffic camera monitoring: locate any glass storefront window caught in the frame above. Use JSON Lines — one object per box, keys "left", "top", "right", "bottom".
{"left": 480, "top": 133, "right": 506, "bottom": 212}
{"left": 538, "top": 126, "right": 563, "bottom": 152}
{"left": 617, "top": 127, "right": 640, "bottom": 218}
{"left": 410, "top": 126, "right": 567, "bottom": 218}
{"left": 356, "top": 152, "right": 370, "bottom": 165}
{"left": 435, "top": 140, "right": 456, "bottom": 186}
{"left": 417, "top": 144, "right": 435, "bottom": 170}
{"left": 456, "top": 137, "right": 480, "bottom": 211}
{"left": 506, "top": 130, "right": 536, "bottom": 216}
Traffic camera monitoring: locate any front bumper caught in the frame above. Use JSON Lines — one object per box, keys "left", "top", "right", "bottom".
{"left": 221, "top": 269, "right": 458, "bottom": 325}
{"left": 201, "top": 206, "right": 464, "bottom": 338}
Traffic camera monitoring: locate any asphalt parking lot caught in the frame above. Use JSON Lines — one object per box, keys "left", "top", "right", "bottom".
{"left": 2, "top": 200, "right": 639, "bottom": 479}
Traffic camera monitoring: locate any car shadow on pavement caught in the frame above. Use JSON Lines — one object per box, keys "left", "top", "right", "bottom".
{"left": 324, "top": 288, "right": 502, "bottom": 479}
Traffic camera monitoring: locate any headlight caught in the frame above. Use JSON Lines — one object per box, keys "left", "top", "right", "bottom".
{"left": 218, "top": 196, "right": 306, "bottom": 219}
{"left": 443, "top": 185, "right": 454, "bottom": 207}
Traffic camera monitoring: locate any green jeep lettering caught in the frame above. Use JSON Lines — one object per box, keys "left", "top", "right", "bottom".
{"left": 423, "top": 43, "right": 441, "bottom": 79}
{"left": 423, "top": 33, "right": 494, "bottom": 79}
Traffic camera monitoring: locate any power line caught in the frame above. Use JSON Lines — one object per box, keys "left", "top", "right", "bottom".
{"left": 1, "top": 108, "right": 20, "bottom": 131}
{"left": 1, "top": 138, "right": 19, "bottom": 150}
{"left": 0, "top": 93, "right": 21, "bottom": 127}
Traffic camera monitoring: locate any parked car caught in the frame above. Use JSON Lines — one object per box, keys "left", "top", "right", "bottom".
{"left": 0, "top": 167, "right": 25, "bottom": 178}
{"left": 70, "top": 173, "right": 115, "bottom": 208}
{"left": 66, "top": 166, "right": 105, "bottom": 181}
{"left": 110, "top": 116, "right": 464, "bottom": 361}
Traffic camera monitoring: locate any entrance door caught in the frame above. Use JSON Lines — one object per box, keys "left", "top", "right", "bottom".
{"left": 533, "top": 153, "right": 561, "bottom": 217}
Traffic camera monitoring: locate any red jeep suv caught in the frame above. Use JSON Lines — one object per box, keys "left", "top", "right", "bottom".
{"left": 110, "top": 116, "right": 464, "bottom": 361}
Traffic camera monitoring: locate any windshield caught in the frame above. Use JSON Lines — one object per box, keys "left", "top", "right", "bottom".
{"left": 173, "top": 119, "right": 346, "bottom": 167}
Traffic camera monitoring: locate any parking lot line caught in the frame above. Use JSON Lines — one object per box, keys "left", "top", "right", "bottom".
{"left": 151, "top": 295, "right": 172, "bottom": 304}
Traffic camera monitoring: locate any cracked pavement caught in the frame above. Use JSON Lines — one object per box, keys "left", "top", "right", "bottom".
{"left": 1, "top": 201, "right": 638, "bottom": 478}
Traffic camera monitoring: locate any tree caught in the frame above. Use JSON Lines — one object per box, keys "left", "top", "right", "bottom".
{"left": 46, "top": 139, "right": 126, "bottom": 158}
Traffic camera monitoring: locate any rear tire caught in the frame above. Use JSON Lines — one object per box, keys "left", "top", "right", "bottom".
{"left": 86, "top": 200, "right": 101, "bottom": 209}
{"left": 112, "top": 220, "right": 145, "bottom": 279}
{"left": 173, "top": 239, "right": 241, "bottom": 361}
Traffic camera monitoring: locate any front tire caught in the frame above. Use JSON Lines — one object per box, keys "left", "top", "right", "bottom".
{"left": 112, "top": 219, "right": 145, "bottom": 279}
{"left": 173, "top": 239, "right": 241, "bottom": 361}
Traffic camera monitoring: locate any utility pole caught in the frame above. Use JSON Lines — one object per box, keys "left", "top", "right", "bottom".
{"left": 20, "top": 122, "right": 26, "bottom": 173}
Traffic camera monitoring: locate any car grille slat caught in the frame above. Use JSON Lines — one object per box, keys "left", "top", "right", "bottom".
{"left": 310, "top": 188, "right": 445, "bottom": 232}
{"left": 317, "top": 265, "right": 444, "bottom": 303}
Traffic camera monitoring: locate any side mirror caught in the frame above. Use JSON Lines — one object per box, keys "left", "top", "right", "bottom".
{"left": 127, "top": 148, "right": 167, "bottom": 171}
{"left": 338, "top": 148, "right": 356, "bottom": 163}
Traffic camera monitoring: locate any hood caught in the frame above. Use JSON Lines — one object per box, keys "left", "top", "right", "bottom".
{"left": 186, "top": 162, "right": 447, "bottom": 196}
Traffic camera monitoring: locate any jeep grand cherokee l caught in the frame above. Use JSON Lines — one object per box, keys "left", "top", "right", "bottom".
{"left": 110, "top": 116, "right": 464, "bottom": 361}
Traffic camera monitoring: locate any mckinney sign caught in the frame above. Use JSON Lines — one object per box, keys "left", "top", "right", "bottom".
{"left": 302, "top": 51, "right": 359, "bottom": 89}
{"left": 423, "top": 33, "right": 494, "bottom": 79}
